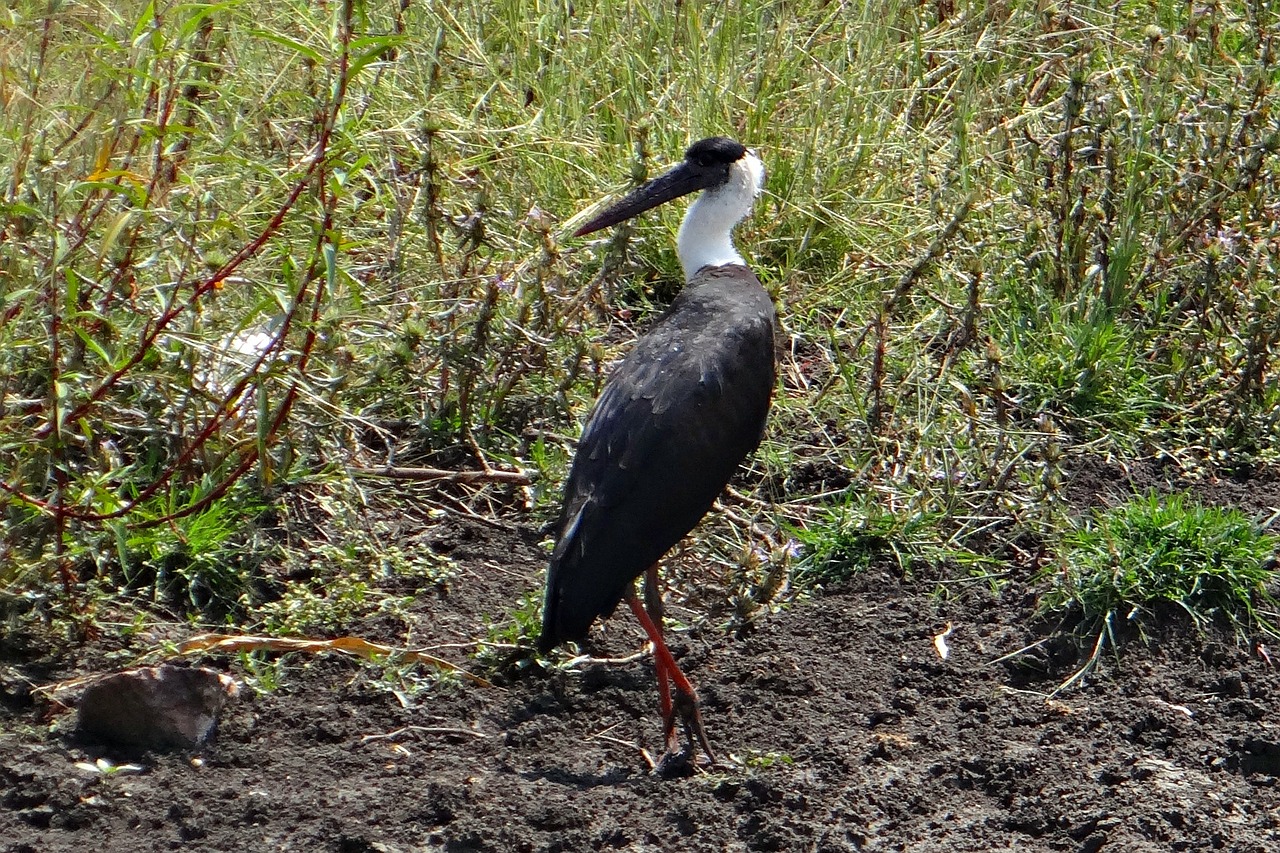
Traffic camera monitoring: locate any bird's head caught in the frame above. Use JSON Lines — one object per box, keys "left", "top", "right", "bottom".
{"left": 572, "top": 137, "right": 764, "bottom": 238}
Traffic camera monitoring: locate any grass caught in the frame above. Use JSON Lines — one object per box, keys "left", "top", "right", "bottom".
{"left": 1039, "top": 492, "right": 1280, "bottom": 688}
{"left": 792, "top": 496, "right": 946, "bottom": 588}
{"left": 1044, "top": 492, "right": 1279, "bottom": 634}
{"left": 0, "top": 1, "right": 1278, "bottom": 678}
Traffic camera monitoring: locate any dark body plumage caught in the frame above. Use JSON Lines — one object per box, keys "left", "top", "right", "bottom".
{"left": 538, "top": 264, "right": 776, "bottom": 650}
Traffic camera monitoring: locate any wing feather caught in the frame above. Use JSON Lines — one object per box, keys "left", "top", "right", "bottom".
{"left": 539, "top": 266, "right": 776, "bottom": 649}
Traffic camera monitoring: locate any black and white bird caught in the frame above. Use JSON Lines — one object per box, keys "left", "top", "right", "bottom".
{"left": 537, "top": 137, "right": 776, "bottom": 768}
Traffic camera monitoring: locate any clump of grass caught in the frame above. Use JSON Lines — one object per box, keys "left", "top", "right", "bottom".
{"left": 1001, "top": 310, "right": 1172, "bottom": 439}
{"left": 1041, "top": 492, "right": 1280, "bottom": 687}
{"left": 119, "top": 487, "right": 274, "bottom": 617}
{"left": 791, "top": 496, "right": 943, "bottom": 589}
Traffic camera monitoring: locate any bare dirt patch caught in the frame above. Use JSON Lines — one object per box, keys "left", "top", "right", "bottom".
{"left": 3, "top": 463, "right": 1279, "bottom": 852}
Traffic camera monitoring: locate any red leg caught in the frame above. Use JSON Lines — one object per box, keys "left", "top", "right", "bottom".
{"left": 642, "top": 566, "right": 676, "bottom": 749}
{"left": 626, "top": 592, "right": 717, "bottom": 767}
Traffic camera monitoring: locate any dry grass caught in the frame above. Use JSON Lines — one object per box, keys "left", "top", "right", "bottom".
{"left": 1, "top": 0, "right": 1277, "bottom": 644}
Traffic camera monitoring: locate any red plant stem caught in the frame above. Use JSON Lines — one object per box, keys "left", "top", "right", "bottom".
{"left": 13, "top": 1, "right": 358, "bottom": 534}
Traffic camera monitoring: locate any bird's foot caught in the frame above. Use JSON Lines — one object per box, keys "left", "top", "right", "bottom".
{"left": 655, "top": 688, "right": 717, "bottom": 778}
{"left": 655, "top": 745, "right": 698, "bottom": 779}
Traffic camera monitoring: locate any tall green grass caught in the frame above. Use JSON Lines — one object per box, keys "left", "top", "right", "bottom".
{"left": 1, "top": 1, "right": 1277, "bottom": 630}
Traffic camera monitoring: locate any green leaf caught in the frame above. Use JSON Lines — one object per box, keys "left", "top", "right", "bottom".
{"left": 250, "top": 28, "right": 324, "bottom": 63}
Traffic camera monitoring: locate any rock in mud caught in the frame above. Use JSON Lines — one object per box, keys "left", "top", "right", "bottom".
{"left": 77, "top": 664, "right": 239, "bottom": 750}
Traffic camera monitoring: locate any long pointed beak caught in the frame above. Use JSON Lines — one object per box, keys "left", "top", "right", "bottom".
{"left": 572, "top": 161, "right": 715, "bottom": 238}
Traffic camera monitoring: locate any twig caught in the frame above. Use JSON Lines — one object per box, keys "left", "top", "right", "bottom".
{"left": 563, "top": 649, "right": 652, "bottom": 668}
{"left": 847, "top": 193, "right": 977, "bottom": 354}
{"left": 588, "top": 730, "right": 656, "bottom": 770}
{"left": 353, "top": 465, "right": 536, "bottom": 485}
{"left": 428, "top": 492, "right": 512, "bottom": 530}
{"left": 361, "top": 725, "right": 489, "bottom": 742}
{"left": 715, "top": 502, "right": 778, "bottom": 549}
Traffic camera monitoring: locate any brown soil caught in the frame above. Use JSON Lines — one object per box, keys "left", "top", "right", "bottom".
{"left": 3, "top": 459, "right": 1279, "bottom": 852}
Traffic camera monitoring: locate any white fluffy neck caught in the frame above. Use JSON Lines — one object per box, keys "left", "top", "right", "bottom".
{"left": 676, "top": 151, "right": 765, "bottom": 283}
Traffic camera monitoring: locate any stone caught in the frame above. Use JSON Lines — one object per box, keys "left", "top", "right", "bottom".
{"left": 77, "top": 664, "right": 239, "bottom": 750}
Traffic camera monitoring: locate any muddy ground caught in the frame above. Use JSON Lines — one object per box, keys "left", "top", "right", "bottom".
{"left": 2, "top": 457, "right": 1279, "bottom": 852}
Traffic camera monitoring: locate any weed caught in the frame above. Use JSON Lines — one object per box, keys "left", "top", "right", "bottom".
{"left": 738, "top": 750, "right": 796, "bottom": 770}
{"left": 369, "top": 656, "right": 464, "bottom": 704}
{"left": 473, "top": 594, "right": 547, "bottom": 676}
{"left": 254, "top": 542, "right": 451, "bottom": 637}
{"left": 237, "top": 651, "right": 288, "bottom": 694}
{"left": 74, "top": 758, "right": 146, "bottom": 778}
{"left": 257, "top": 572, "right": 373, "bottom": 637}
{"left": 726, "top": 538, "right": 800, "bottom": 631}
